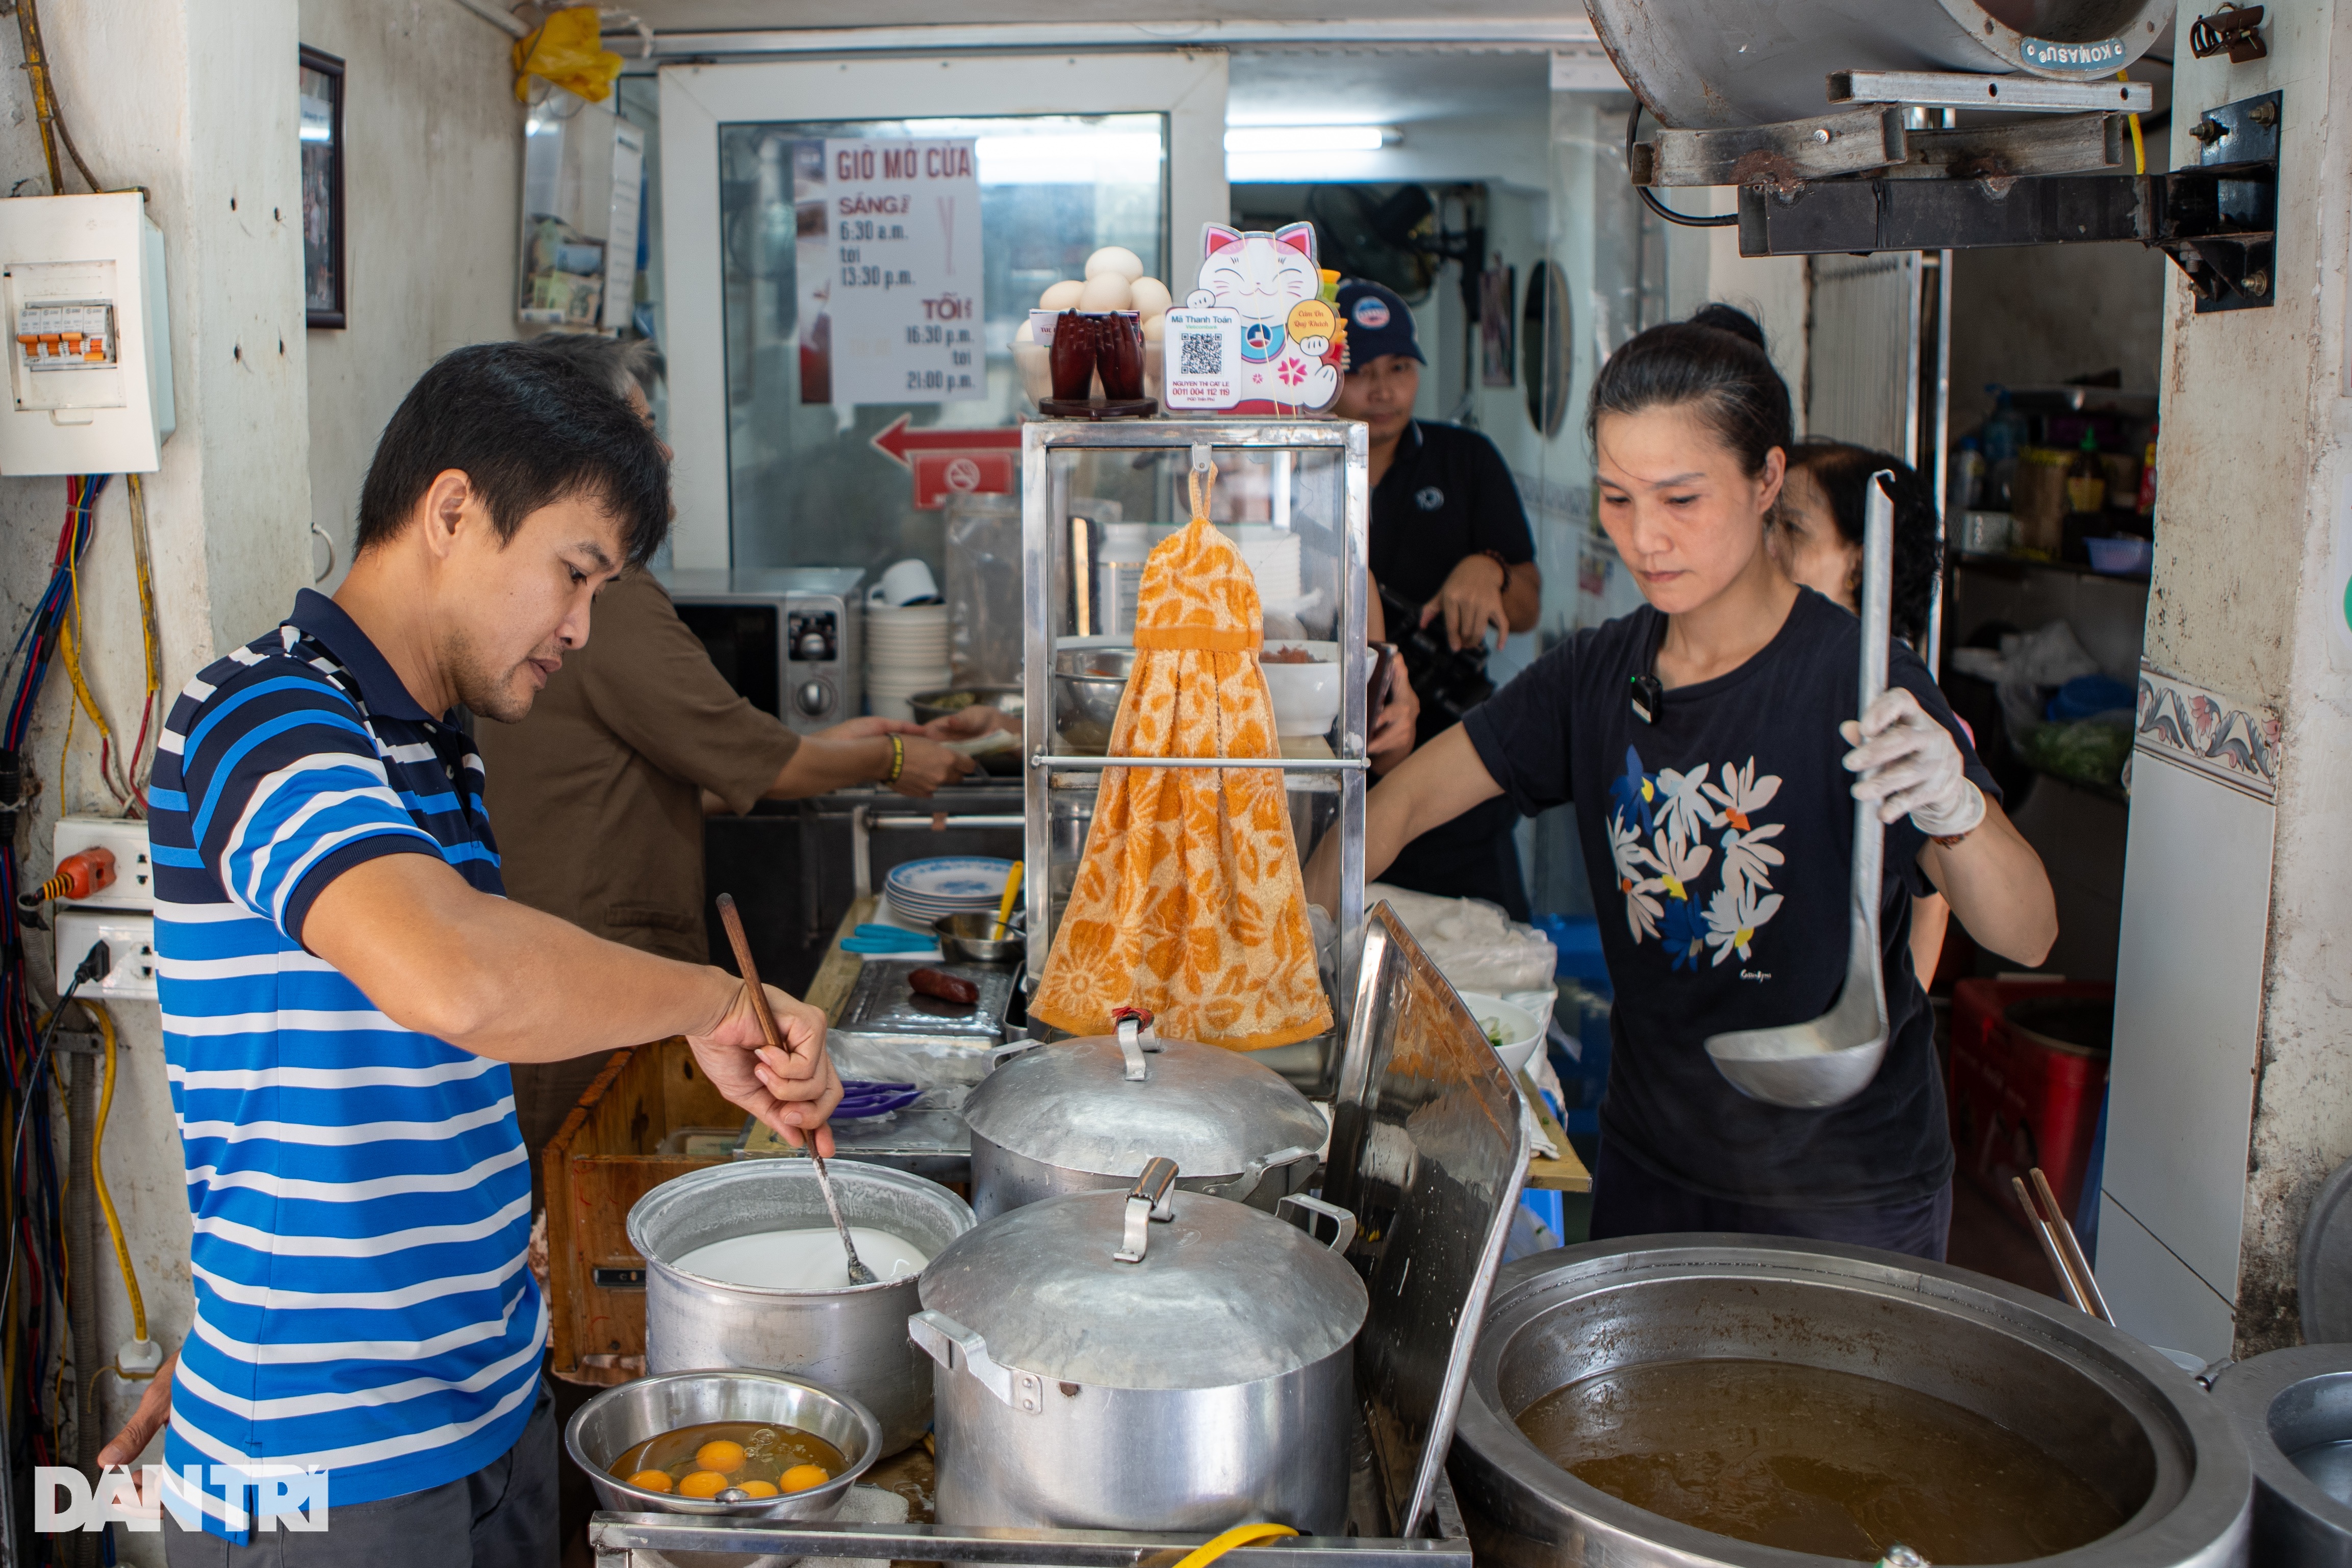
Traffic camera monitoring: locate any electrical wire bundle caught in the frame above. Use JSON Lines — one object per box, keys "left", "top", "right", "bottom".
{"left": 0, "top": 478, "right": 143, "bottom": 1568}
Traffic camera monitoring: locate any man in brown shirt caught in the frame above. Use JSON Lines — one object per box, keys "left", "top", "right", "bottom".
{"left": 478, "top": 335, "right": 984, "bottom": 1164}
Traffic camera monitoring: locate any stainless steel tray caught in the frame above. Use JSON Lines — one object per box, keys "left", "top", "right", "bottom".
{"left": 1324, "top": 902, "right": 1529, "bottom": 1539}
{"left": 833, "top": 957, "right": 1019, "bottom": 1051}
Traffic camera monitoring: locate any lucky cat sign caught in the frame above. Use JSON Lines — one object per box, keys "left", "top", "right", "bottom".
{"left": 1162, "top": 222, "right": 1345, "bottom": 415}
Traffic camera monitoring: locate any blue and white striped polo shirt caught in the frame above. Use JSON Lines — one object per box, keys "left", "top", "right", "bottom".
{"left": 150, "top": 589, "right": 544, "bottom": 1535}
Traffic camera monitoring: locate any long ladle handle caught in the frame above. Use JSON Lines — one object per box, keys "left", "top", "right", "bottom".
{"left": 716, "top": 893, "right": 872, "bottom": 1284}
{"left": 715, "top": 893, "right": 786, "bottom": 1053}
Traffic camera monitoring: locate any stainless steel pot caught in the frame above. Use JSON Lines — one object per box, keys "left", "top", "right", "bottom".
{"left": 2211, "top": 1344, "right": 2352, "bottom": 1565}
{"left": 629, "top": 1159, "right": 973, "bottom": 1456}
{"left": 1451, "top": 1237, "right": 2253, "bottom": 1568}
{"left": 963, "top": 1012, "right": 1327, "bottom": 1220}
{"left": 912, "top": 1159, "right": 1367, "bottom": 1538}
{"left": 564, "top": 1368, "right": 883, "bottom": 1568}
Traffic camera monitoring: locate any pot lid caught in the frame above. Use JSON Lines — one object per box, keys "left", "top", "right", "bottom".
{"left": 963, "top": 1016, "right": 1327, "bottom": 1182}
{"left": 916, "top": 1172, "right": 1367, "bottom": 1391}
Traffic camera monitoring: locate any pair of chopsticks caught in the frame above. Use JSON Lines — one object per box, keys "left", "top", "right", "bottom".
{"left": 2014, "top": 1167, "right": 2113, "bottom": 1324}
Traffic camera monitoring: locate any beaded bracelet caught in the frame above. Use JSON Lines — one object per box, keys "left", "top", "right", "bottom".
{"left": 885, "top": 734, "right": 905, "bottom": 784}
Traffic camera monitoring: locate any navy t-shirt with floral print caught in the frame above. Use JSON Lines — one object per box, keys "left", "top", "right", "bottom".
{"left": 1461, "top": 587, "right": 1997, "bottom": 1209}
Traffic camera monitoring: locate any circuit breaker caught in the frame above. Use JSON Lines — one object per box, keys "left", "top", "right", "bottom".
{"left": 0, "top": 192, "right": 174, "bottom": 476}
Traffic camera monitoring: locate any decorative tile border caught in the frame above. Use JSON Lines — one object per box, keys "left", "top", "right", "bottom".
{"left": 2135, "top": 663, "right": 2281, "bottom": 801}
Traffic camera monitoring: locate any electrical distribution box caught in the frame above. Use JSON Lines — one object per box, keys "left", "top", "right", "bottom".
{"left": 50, "top": 815, "right": 157, "bottom": 1000}
{"left": 0, "top": 192, "right": 174, "bottom": 476}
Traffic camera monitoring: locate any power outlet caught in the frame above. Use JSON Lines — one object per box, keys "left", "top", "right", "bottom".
{"left": 52, "top": 814, "right": 154, "bottom": 910}
{"left": 54, "top": 909, "right": 156, "bottom": 1000}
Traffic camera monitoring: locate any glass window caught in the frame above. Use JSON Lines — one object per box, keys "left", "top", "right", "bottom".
{"left": 717, "top": 114, "right": 1168, "bottom": 574}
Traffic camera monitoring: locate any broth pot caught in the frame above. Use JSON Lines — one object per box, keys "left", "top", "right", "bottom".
{"left": 628, "top": 1159, "right": 973, "bottom": 1456}
{"left": 963, "top": 1011, "right": 1326, "bottom": 1220}
{"left": 913, "top": 1160, "right": 1366, "bottom": 1542}
{"left": 1450, "top": 1238, "right": 2253, "bottom": 1568}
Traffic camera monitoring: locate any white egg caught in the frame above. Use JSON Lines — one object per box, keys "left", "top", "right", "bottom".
{"left": 1129, "top": 277, "right": 1173, "bottom": 319}
{"left": 1141, "top": 314, "right": 1166, "bottom": 343}
{"left": 1039, "top": 279, "right": 1086, "bottom": 311}
{"left": 1015, "top": 319, "right": 1035, "bottom": 343}
{"left": 1084, "top": 246, "right": 1145, "bottom": 282}
{"left": 1078, "top": 272, "right": 1133, "bottom": 312}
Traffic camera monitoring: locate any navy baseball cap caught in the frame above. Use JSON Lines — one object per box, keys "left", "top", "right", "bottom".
{"left": 1336, "top": 280, "right": 1424, "bottom": 367}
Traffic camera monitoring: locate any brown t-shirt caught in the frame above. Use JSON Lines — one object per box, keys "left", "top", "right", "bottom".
{"left": 478, "top": 570, "right": 801, "bottom": 965}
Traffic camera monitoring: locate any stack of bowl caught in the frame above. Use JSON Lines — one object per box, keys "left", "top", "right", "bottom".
{"left": 866, "top": 603, "right": 950, "bottom": 722}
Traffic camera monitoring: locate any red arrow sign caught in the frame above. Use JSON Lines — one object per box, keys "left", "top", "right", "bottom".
{"left": 870, "top": 414, "right": 1021, "bottom": 470}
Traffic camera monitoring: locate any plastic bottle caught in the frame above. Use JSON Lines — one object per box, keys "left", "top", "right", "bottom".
{"left": 2065, "top": 429, "right": 2107, "bottom": 515}
{"left": 2137, "top": 420, "right": 2158, "bottom": 517}
{"left": 1948, "top": 436, "right": 1984, "bottom": 515}
{"left": 1979, "top": 387, "right": 2025, "bottom": 509}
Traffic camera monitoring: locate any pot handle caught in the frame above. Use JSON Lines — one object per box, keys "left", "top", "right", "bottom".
{"left": 1112, "top": 1008, "right": 1162, "bottom": 1080}
{"left": 907, "top": 1309, "right": 1043, "bottom": 1414}
{"left": 1202, "top": 1145, "right": 1317, "bottom": 1204}
{"left": 1277, "top": 1192, "right": 1359, "bottom": 1255}
{"left": 1113, "top": 1155, "right": 1180, "bottom": 1263}
{"left": 985, "top": 1040, "right": 1046, "bottom": 1074}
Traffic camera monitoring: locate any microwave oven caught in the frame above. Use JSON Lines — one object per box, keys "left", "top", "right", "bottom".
{"left": 659, "top": 567, "right": 865, "bottom": 735}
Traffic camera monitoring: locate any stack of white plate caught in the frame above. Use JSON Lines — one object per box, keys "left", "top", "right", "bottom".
{"left": 1228, "top": 525, "right": 1303, "bottom": 603}
{"left": 867, "top": 602, "right": 951, "bottom": 721}
{"left": 884, "top": 857, "right": 1014, "bottom": 928}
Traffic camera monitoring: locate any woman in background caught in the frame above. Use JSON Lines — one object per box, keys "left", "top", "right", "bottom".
{"left": 1768, "top": 445, "right": 1956, "bottom": 984}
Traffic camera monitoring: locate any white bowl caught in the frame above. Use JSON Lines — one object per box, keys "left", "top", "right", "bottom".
{"left": 1260, "top": 640, "right": 1341, "bottom": 738}
{"left": 1456, "top": 991, "right": 1544, "bottom": 1078}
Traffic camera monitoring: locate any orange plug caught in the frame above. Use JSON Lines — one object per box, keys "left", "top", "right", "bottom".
{"left": 44, "top": 846, "right": 116, "bottom": 903}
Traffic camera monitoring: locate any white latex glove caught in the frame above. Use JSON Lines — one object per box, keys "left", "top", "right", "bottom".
{"left": 1840, "top": 687, "right": 1986, "bottom": 837}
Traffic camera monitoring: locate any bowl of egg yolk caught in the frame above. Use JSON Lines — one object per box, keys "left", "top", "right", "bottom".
{"left": 566, "top": 1368, "right": 884, "bottom": 1540}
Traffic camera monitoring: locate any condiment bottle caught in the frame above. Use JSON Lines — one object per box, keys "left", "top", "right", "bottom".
{"left": 2138, "top": 420, "right": 2159, "bottom": 517}
{"left": 2065, "top": 430, "right": 2107, "bottom": 515}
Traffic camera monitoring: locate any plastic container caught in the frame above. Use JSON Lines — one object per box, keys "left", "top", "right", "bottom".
{"left": 2086, "top": 535, "right": 2154, "bottom": 575}
{"left": 1947, "top": 979, "right": 2113, "bottom": 1231}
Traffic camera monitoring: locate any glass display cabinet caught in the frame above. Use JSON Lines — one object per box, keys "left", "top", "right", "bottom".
{"left": 1019, "top": 418, "right": 1371, "bottom": 1078}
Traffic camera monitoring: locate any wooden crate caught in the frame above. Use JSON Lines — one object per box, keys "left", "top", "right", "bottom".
{"left": 544, "top": 1038, "right": 742, "bottom": 1385}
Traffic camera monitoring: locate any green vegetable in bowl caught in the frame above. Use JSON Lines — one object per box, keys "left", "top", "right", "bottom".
{"left": 1483, "top": 1016, "right": 1508, "bottom": 1049}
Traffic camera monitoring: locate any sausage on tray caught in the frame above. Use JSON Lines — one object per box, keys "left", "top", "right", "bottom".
{"left": 909, "top": 967, "right": 981, "bottom": 1006}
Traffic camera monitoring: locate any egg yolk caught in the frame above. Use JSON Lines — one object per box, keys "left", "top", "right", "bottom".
{"left": 694, "top": 1440, "right": 748, "bottom": 1475}
{"left": 779, "top": 1464, "right": 831, "bottom": 1494}
{"left": 676, "top": 1470, "right": 731, "bottom": 1499}
{"left": 734, "top": 1480, "right": 780, "bottom": 1499}
{"left": 627, "top": 1470, "right": 674, "bottom": 1494}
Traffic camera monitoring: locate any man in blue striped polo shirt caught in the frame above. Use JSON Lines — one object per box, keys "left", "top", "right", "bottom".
{"left": 100, "top": 344, "right": 842, "bottom": 1565}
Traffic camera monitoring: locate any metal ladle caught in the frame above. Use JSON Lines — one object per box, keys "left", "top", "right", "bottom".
{"left": 1703, "top": 471, "right": 1895, "bottom": 1109}
{"left": 715, "top": 893, "right": 877, "bottom": 1286}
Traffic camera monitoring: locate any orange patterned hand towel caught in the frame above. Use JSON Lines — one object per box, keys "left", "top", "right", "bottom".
{"left": 1031, "top": 467, "right": 1333, "bottom": 1050}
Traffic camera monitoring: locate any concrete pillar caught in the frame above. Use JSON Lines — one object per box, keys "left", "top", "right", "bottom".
{"left": 2101, "top": 0, "right": 2352, "bottom": 1359}
{"left": 0, "top": 1, "right": 309, "bottom": 1551}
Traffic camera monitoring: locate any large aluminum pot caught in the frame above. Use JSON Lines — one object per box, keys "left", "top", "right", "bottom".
{"left": 564, "top": 1368, "right": 883, "bottom": 1568}
{"left": 912, "top": 1160, "right": 1366, "bottom": 1538}
{"left": 1591, "top": 0, "right": 2174, "bottom": 129}
{"left": 629, "top": 1159, "right": 973, "bottom": 1456}
{"left": 2211, "top": 1344, "right": 2352, "bottom": 1565}
{"left": 965, "top": 1013, "right": 1327, "bottom": 1220}
{"left": 1452, "top": 1237, "right": 2253, "bottom": 1567}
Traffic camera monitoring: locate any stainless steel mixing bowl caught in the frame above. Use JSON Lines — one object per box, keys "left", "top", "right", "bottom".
{"left": 566, "top": 1367, "right": 882, "bottom": 1519}
{"left": 1052, "top": 645, "right": 1136, "bottom": 752}
{"left": 1450, "top": 1236, "right": 2254, "bottom": 1568}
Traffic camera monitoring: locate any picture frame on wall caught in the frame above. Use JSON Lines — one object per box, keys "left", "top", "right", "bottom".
{"left": 301, "top": 45, "right": 346, "bottom": 329}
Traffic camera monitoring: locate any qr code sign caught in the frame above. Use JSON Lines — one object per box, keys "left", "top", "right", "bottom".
{"left": 1180, "top": 331, "right": 1223, "bottom": 376}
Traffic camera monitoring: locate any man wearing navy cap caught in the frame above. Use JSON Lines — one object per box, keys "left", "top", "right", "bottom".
{"left": 1336, "top": 279, "right": 1541, "bottom": 918}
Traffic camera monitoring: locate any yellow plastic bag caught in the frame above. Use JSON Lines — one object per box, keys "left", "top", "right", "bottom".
{"left": 513, "top": 7, "right": 622, "bottom": 105}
